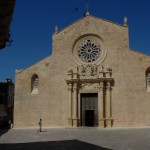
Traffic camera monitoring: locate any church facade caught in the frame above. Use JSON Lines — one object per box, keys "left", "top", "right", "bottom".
{"left": 14, "top": 13, "right": 150, "bottom": 128}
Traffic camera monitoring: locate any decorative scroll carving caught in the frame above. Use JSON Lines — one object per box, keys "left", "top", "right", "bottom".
{"left": 78, "top": 65, "right": 98, "bottom": 79}
{"left": 66, "top": 65, "right": 114, "bottom": 128}
{"left": 67, "top": 65, "right": 113, "bottom": 80}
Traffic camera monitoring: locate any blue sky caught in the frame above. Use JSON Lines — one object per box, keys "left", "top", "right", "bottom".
{"left": 0, "top": 0, "right": 150, "bottom": 82}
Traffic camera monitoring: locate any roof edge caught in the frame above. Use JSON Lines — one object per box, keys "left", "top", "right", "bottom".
{"left": 16, "top": 55, "right": 51, "bottom": 74}
{"left": 130, "top": 48, "right": 150, "bottom": 56}
{"left": 54, "top": 14, "right": 127, "bottom": 35}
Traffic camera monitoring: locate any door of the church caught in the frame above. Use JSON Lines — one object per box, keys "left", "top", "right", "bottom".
{"left": 85, "top": 110, "right": 94, "bottom": 126}
{"left": 80, "top": 93, "right": 98, "bottom": 127}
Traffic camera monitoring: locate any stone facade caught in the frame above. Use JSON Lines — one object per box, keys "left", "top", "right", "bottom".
{"left": 14, "top": 14, "right": 150, "bottom": 128}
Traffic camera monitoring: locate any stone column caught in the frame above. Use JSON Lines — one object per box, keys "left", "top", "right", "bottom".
{"left": 72, "top": 83, "right": 78, "bottom": 127}
{"left": 105, "top": 81, "right": 112, "bottom": 127}
{"left": 68, "top": 83, "right": 72, "bottom": 126}
{"left": 98, "top": 82, "right": 105, "bottom": 128}
{"left": 99, "top": 71, "right": 104, "bottom": 78}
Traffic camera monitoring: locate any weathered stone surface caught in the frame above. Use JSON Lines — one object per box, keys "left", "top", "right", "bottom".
{"left": 14, "top": 15, "right": 150, "bottom": 128}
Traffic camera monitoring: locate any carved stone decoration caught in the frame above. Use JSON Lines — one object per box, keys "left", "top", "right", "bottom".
{"left": 78, "top": 64, "right": 98, "bottom": 79}
{"left": 77, "top": 39, "right": 101, "bottom": 63}
{"left": 66, "top": 65, "right": 114, "bottom": 128}
{"left": 81, "top": 83, "right": 100, "bottom": 92}
{"left": 78, "top": 65, "right": 86, "bottom": 76}
{"left": 73, "top": 36, "right": 107, "bottom": 65}
{"left": 54, "top": 25, "right": 58, "bottom": 34}
{"left": 85, "top": 65, "right": 94, "bottom": 77}
{"left": 124, "top": 17, "right": 128, "bottom": 26}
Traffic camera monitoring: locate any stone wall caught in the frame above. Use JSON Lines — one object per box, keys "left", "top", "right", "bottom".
{"left": 14, "top": 15, "right": 150, "bottom": 128}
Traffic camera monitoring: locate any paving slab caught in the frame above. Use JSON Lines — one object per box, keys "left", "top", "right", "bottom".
{"left": 0, "top": 127, "right": 150, "bottom": 150}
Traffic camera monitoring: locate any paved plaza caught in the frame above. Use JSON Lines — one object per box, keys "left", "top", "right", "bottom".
{"left": 0, "top": 127, "right": 150, "bottom": 150}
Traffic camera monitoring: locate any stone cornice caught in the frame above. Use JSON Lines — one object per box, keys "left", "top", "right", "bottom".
{"left": 66, "top": 77, "right": 114, "bottom": 84}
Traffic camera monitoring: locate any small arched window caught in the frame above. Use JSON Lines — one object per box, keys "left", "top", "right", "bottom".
{"left": 31, "top": 74, "right": 39, "bottom": 94}
{"left": 146, "top": 67, "right": 150, "bottom": 92}
{"left": 147, "top": 73, "right": 150, "bottom": 85}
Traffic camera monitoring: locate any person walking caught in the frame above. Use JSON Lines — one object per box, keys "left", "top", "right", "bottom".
{"left": 38, "top": 119, "right": 42, "bottom": 132}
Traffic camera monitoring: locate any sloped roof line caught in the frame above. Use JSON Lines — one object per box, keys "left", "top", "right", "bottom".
{"left": 130, "top": 48, "right": 150, "bottom": 56}
{"left": 16, "top": 55, "right": 51, "bottom": 74}
{"left": 55, "top": 14, "right": 126, "bottom": 35}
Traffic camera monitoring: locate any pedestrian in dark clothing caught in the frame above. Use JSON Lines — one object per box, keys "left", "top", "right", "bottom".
{"left": 38, "top": 119, "right": 42, "bottom": 132}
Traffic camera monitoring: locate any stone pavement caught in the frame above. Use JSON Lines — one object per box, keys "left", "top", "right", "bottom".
{"left": 0, "top": 127, "right": 150, "bottom": 150}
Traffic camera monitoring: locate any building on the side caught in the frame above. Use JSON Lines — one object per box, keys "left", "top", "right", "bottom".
{"left": 0, "top": 0, "right": 16, "bottom": 50}
{"left": 14, "top": 12, "right": 150, "bottom": 128}
{"left": 0, "top": 79, "right": 14, "bottom": 128}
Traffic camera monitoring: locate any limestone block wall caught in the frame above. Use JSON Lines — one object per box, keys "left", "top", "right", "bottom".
{"left": 14, "top": 15, "right": 150, "bottom": 128}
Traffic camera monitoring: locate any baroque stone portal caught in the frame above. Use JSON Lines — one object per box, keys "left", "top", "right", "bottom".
{"left": 66, "top": 65, "right": 114, "bottom": 128}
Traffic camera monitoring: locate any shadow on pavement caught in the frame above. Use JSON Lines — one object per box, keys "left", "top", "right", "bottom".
{"left": 0, "top": 139, "right": 112, "bottom": 150}
{"left": 0, "top": 129, "right": 9, "bottom": 137}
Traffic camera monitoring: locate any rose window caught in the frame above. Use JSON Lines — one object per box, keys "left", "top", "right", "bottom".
{"left": 77, "top": 39, "right": 101, "bottom": 63}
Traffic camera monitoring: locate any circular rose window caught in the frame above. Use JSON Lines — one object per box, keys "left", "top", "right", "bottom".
{"left": 73, "top": 35, "right": 107, "bottom": 65}
{"left": 77, "top": 39, "right": 101, "bottom": 63}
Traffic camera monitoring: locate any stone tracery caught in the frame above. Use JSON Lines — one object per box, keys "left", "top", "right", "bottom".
{"left": 77, "top": 39, "right": 101, "bottom": 63}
